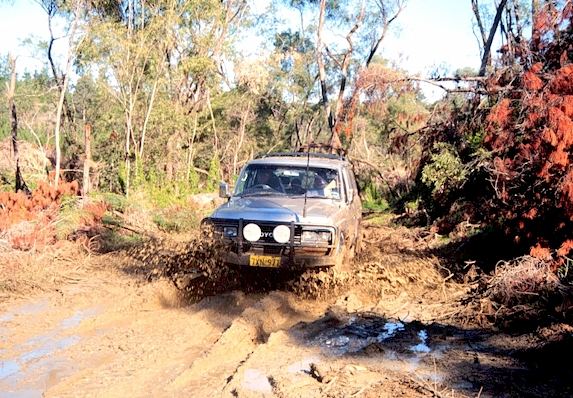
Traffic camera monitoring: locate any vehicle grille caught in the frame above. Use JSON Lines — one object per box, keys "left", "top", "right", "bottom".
{"left": 203, "top": 218, "right": 335, "bottom": 256}
{"left": 205, "top": 219, "right": 299, "bottom": 242}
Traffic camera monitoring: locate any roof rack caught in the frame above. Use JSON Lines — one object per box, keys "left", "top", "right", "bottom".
{"left": 254, "top": 152, "right": 346, "bottom": 161}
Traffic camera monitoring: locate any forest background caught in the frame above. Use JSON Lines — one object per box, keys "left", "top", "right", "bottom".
{"left": 1, "top": 0, "right": 573, "bottom": 282}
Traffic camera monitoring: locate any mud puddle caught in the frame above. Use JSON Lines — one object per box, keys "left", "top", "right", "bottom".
{"left": 0, "top": 301, "right": 106, "bottom": 397}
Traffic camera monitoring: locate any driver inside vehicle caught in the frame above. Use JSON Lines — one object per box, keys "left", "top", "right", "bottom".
{"left": 255, "top": 169, "right": 284, "bottom": 192}
{"left": 307, "top": 174, "right": 328, "bottom": 196}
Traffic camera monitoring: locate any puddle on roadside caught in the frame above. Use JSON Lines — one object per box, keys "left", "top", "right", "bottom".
{"left": 18, "top": 336, "right": 81, "bottom": 363}
{"left": 0, "top": 299, "right": 50, "bottom": 323}
{"left": 312, "top": 318, "right": 448, "bottom": 385}
{"left": 0, "top": 304, "right": 105, "bottom": 397}
{"left": 0, "top": 360, "right": 20, "bottom": 379}
{"left": 59, "top": 307, "right": 104, "bottom": 329}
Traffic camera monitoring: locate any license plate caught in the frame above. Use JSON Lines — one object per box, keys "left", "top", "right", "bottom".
{"left": 249, "top": 255, "right": 281, "bottom": 267}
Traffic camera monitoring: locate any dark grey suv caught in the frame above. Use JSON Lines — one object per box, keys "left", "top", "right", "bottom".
{"left": 202, "top": 152, "right": 362, "bottom": 270}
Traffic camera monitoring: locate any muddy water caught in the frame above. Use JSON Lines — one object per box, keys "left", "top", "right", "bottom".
{"left": 0, "top": 229, "right": 557, "bottom": 398}
{"left": 0, "top": 299, "right": 105, "bottom": 397}
{"left": 0, "top": 276, "right": 484, "bottom": 398}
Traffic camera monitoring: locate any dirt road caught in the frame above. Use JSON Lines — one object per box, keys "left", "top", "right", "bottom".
{"left": 1, "top": 225, "right": 572, "bottom": 397}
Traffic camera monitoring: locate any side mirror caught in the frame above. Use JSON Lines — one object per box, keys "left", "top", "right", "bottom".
{"left": 219, "top": 183, "right": 231, "bottom": 199}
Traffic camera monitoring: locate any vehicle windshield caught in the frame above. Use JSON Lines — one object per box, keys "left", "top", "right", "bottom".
{"left": 234, "top": 165, "right": 341, "bottom": 200}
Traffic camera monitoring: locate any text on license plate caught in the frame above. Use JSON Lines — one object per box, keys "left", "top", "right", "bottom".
{"left": 249, "top": 255, "right": 281, "bottom": 267}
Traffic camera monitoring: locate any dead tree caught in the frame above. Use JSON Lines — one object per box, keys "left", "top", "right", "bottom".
{"left": 8, "top": 55, "right": 29, "bottom": 194}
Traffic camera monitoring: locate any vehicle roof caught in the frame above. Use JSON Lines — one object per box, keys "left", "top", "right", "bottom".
{"left": 247, "top": 152, "right": 350, "bottom": 169}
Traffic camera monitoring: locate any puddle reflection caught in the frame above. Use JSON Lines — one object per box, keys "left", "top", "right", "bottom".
{"left": 0, "top": 304, "right": 104, "bottom": 397}
{"left": 0, "top": 299, "right": 50, "bottom": 323}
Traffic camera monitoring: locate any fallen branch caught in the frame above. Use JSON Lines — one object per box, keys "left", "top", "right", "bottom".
{"left": 107, "top": 211, "right": 159, "bottom": 239}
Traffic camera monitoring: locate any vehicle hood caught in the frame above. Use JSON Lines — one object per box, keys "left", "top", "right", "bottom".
{"left": 207, "top": 197, "right": 342, "bottom": 224}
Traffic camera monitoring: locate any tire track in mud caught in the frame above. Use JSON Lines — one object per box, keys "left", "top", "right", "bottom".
{"left": 167, "top": 290, "right": 331, "bottom": 397}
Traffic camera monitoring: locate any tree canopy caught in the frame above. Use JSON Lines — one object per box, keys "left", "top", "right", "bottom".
{"left": 2, "top": 0, "right": 573, "bottom": 267}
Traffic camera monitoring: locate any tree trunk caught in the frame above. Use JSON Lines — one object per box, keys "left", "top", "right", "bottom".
{"left": 531, "top": 0, "right": 542, "bottom": 52}
{"left": 139, "top": 77, "right": 159, "bottom": 158}
{"left": 317, "top": 0, "right": 333, "bottom": 133}
{"left": 44, "top": 0, "right": 74, "bottom": 131}
{"left": 479, "top": 0, "right": 508, "bottom": 76}
{"left": 8, "top": 55, "right": 28, "bottom": 193}
{"left": 471, "top": 0, "right": 488, "bottom": 52}
{"left": 124, "top": 108, "right": 132, "bottom": 196}
{"left": 82, "top": 124, "right": 92, "bottom": 196}
{"left": 187, "top": 112, "right": 198, "bottom": 182}
{"left": 206, "top": 90, "right": 219, "bottom": 154}
{"left": 53, "top": 1, "right": 82, "bottom": 188}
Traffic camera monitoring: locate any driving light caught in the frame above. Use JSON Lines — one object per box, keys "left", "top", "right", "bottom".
{"left": 243, "top": 223, "right": 262, "bottom": 242}
{"left": 301, "top": 230, "right": 332, "bottom": 244}
{"left": 273, "top": 225, "right": 290, "bottom": 243}
{"left": 223, "top": 227, "right": 237, "bottom": 238}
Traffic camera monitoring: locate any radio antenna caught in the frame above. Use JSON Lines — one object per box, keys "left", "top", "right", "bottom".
{"left": 303, "top": 136, "right": 311, "bottom": 218}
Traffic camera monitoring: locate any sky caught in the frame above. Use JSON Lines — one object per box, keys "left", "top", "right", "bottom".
{"left": 383, "top": 0, "right": 481, "bottom": 73}
{"left": 0, "top": 0, "right": 484, "bottom": 101}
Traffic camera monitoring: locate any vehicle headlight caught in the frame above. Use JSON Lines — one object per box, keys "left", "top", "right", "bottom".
{"left": 301, "top": 230, "right": 332, "bottom": 244}
{"left": 243, "top": 223, "right": 261, "bottom": 242}
{"left": 273, "top": 225, "right": 290, "bottom": 243}
{"left": 223, "top": 226, "right": 237, "bottom": 238}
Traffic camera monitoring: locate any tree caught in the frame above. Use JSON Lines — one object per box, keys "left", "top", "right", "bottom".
{"left": 477, "top": 0, "right": 508, "bottom": 76}
{"left": 78, "top": 0, "right": 249, "bottom": 194}
{"left": 265, "top": 0, "right": 406, "bottom": 152}
{"left": 7, "top": 55, "right": 28, "bottom": 193}
{"left": 315, "top": 0, "right": 406, "bottom": 151}
{"left": 51, "top": 0, "right": 83, "bottom": 188}
{"left": 418, "top": 2, "right": 573, "bottom": 265}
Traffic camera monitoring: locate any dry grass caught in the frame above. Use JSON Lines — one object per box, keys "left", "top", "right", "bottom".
{"left": 486, "top": 256, "right": 569, "bottom": 307}
{"left": 0, "top": 240, "right": 91, "bottom": 297}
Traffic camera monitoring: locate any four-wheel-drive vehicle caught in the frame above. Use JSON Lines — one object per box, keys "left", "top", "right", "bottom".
{"left": 201, "top": 152, "right": 362, "bottom": 270}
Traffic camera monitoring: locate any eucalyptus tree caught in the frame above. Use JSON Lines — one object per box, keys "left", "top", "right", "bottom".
{"left": 162, "top": 0, "right": 249, "bottom": 186}
{"left": 269, "top": 29, "right": 327, "bottom": 149}
{"left": 78, "top": 1, "right": 169, "bottom": 194}
{"left": 468, "top": 0, "right": 564, "bottom": 74}
{"left": 78, "top": 0, "right": 249, "bottom": 194}
{"left": 264, "top": 0, "right": 407, "bottom": 152}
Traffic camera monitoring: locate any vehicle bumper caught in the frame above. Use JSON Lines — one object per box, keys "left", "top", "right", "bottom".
{"left": 224, "top": 251, "right": 339, "bottom": 269}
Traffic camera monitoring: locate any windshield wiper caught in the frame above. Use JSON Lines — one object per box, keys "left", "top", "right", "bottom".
{"left": 240, "top": 191, "right": 287, "bottom": 197}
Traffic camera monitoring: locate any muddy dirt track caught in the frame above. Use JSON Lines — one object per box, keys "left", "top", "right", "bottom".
{"left": 1, "top": 224, "right": 572, "bottom": 398}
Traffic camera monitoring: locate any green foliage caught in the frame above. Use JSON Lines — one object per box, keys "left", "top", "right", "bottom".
{"left": 132, "top": 157, "right": 146, "bottom": 190}
{"left": 99, "top": 215, "right": 145, "bottom": 252}
{"left": 188, "top": 166, "right": 200, "bottom": 194}
{"left": 455, "top": 67, "right": 478, "bottom": 78}
{"left": 421, "top": 143, "right": 467, "bottom": 194}
{"left": 405, "top": 200, "right": 419, "bottom": 212}
{"left": 152, "top": 207, "right": 200, "bottom": 233}
{"left": 117, "top": 161, "right": 127, "bottom": 194}
{"left": 464, "top": 128, "right": 487, "bottom": 152}
{"left": 102, "top": 193, "right": 128, "bottom": 212}
{"left": 55, "top": 196, "right": 87, "bottom": 240}
{"left": 206, "top": 155, "right": 220, "bottom": 193}
{"left": 362, "top": 181, "right": 390, "bottom": 211}
{"left": 363, "top": 212, "right": 395, "bottom": 226}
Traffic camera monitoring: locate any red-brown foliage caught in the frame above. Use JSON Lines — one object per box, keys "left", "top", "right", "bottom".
{"left": 419, "top": 5, "right": 573, "bottom": 271}
{"left": 530, "top": 244, "right": 552, "bottom": 261}
{"left": 557, "top": 239, "right": 573, "bottom": 257}
{"left": 523, "top": 67, "right": 544, "bottom": 91}
{"left": 0, "top": 180, "right": 83, "bottom": 251}
{"left": 550, "top": 65, "right": 573, "bottom": 94}
{"left": 549, "top": 107, "right": 573, "bottom": 147}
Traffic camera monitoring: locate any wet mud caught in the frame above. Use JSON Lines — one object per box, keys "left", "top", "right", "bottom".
{"left": 1, "top": 225, "right": 572, "bottom": 397}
